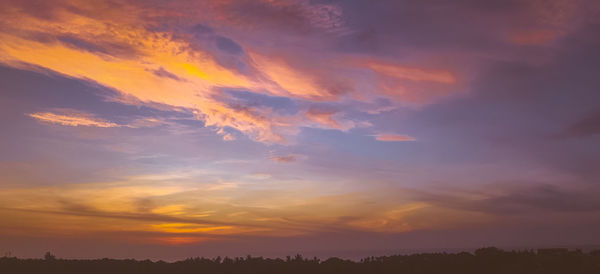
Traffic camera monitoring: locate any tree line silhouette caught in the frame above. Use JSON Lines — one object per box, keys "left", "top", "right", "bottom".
{"left": 1, "top": 247, "right": 599, "bottom": 273}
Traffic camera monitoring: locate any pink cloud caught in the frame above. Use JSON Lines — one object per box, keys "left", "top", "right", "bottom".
{"left": 305, "top": 108, "right": 343, "bottom": 129}
{"left": 374, "top": 134, "right": 416, "bottom": 142}
{"left": 270, "top": 154, "right": 297, "bottom": 163}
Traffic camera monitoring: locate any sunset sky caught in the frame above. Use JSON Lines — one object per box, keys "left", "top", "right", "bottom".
{"left": 1, "top": 0, "right": 599, "bottom": 260}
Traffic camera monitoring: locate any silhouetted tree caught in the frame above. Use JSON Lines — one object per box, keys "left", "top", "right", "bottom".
{"left": 1, "top": 247, "right": 599, "bottom": 274}
{"left": 44, "top": 252, "right": 56, "bottom": 261}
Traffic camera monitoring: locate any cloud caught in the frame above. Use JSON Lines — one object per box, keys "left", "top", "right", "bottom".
{"left": 509, "top": 29, "right": 561, "bottom": 45}
{"left": 374, "top": 134, "right": 416, "bottom": 142}
{"left": 222, "top": 133, "right": 235, "bottom": 141}
{"left": 485, "top": 184, "right": 600, "bottom": 213}
{"left": 352, "top": 58, "right": 460, "bottom": 104}
{"left": 305, "top": 108, "right": 346, "bottom": 130}
{"left": 28, "top": 111, "right": 120, "bottom": 128}
{"left": 270, "top": 154, "right": 296, "bottom": 163}
{"left": 210, "top": 0, "right": 350, "bottom": 35}
{"left": 364, "top": 60, "right": 456, "bottom": 84}
{"left": 0, "top": 0, "right": 470, "bottom": 144}
{"left": 249, "top": 52, "right": 342, "bottom": 100}
{"left": 215, "top": 36, "right": 243, "bottom": 54}
{"left": 150, "top": 67, "right": 185, "bottom": 82}
{"left": 0, "top": 2, "right": 303, "bottom": 143}
{"left": 505, "top": 0, "right": 581, "bottom": 46}
{"left": 127, "top": 117, "right": 169, "bottom": 128}
{"left": 56, "top": 35, "right": 139, "bottom": 58}
{"left": 3, "top": 0, "right": 600, "bottom": 258}
{"left": 0, "top": 176, "right": 448, "bottom": 245}
{"left": 557, "top": 110, "right": 600, "bottom": 138}
{"left": 9, "top": 0, "right": 592, "bottom": 145}
{"left": 28, "top": 109, "right": 173, "bottom": 130}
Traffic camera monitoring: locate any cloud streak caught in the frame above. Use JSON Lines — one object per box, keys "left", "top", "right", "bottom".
{"left": 28, "top": 111, "right": 120, "bottom": 128}
{"left": 374, "top": 134, "right": 416, "bottom": 142}
{"left": 270, "top": 154, "right": 297, "bottom": 163}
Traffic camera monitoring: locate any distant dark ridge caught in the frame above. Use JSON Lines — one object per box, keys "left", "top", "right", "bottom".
{"left": 2, "top": 247, "right": 600, "bottom": 274}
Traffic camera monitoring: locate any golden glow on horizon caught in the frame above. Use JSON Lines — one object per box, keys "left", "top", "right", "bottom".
{"left": 0, "top": 172, "right": 493, "bottom": 245}
{"left": 152, "top": 236, "right": 210, "bottom": 245}
{"left": 151, "top": 223, "right": 234, "bottom": 233}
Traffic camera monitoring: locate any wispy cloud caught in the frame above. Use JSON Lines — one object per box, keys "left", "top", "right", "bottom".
{"left": 374, "top": 134, "right": 416, "bottom": 142}
{"left": 28, "top": 110, "right": 173, "bottom": 130}
{"left": 270, "top": 154, "right": 297, "bottom": 163}
{"left": 28, "top": 111, "right": 120, "bottom": 128}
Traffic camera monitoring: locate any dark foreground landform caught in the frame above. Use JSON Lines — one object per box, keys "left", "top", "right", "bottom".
{"left": 2, "top": 247, "right": 600, "bottom": 274}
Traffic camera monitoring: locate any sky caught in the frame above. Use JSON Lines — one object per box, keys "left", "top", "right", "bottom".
{"left": 0, "top": 0, "right": 599, "bottom": 260}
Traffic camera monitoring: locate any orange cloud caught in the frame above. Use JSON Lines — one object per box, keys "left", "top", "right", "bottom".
{"left": 0, "top": 0, "right": 461, "bottom": 144}
{"left": 250, "top": 52, "right": 340, "bottom": 101}
{"left": 0, "top": 2, "right": 297, "bottom": 143}
{"left": 305, "top": 109, "right": 343, "bottom": 129}
{"left": 304, "top": 108, "right": 359, "bottom": 131}
{"left": 28, "top": 111, "right": 120, "bottom": 128}
{"left": 375, "top": 134, "right": 416, "bottom": 142}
